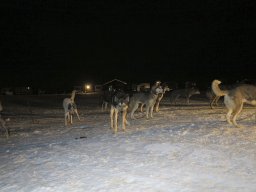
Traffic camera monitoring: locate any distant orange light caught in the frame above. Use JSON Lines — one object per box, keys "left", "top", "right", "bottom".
{"left": 85, "top": 84, "right": 91, "bottom": 91}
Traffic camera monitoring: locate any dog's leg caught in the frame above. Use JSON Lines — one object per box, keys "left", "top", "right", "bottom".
{"left": 68, "top": 113, "right": 71, "bottom": 125}
{"left": 224, "top": 95, "right": 237, "bottom": 126}
{"left": 232, "top": 103, "right": 244, "bottom": 128}
{"left": 155, "top": 102, "right": 159, "bottom": 112}
{"left": 102, "top": 101, "right": 108, "bottom": 111}
{"left": 74, "top": 109, "right": 81, "bottom": 121}
{"left": 70, "top": 113, "right": 73, "bottom": 124}
{"left": 173, "top": 96, "right": 177, "bottom": 105}
{"left": 122, "top": 109, "right": 127, "bottom": 131}
{"left": 114, "top": 108, "right": 118, "bottom": 134}
{"left": 212, "top": 96, "right": 221, "bottom": 108}
{"left": 150, "top": 106, "right": 154, "bottom": 118}
{"left": 145, "top": 106, "right": 150, "bottom": 119}
{"left": 125, "top": 119, "right": 129, "bottom": 125}
{"left": 101, "top": 102, "right": 104, "bottom": 112}
{"left": 130, "top": 103, "right": 139, "bottom": 119}
{"left": 155, "top": 100, "right": 160, "bottom": 112}
{"left": 226, "top": 109, "right": 233, "bottom": 125}
{"left": 174, "top": 95, "right": 179, "bottom": 105}
{"left": 0, "top": 118, "right": 9, "bottom": 139}
{"left": 186, "top": 96, "right": 190, "bottom": 105}
{"left": 140, "top": 103, "right": 144, "bottom": 112}
{"left": 110, "top": 106, "right": 114, "bottom": 129}
{"left": 215, "top": 96, "right": 220, "bottom": 106}
{"left": 110, "top": 107, "right": 119, "bottom": 134}
{"left": 65, "top": 112, "right": 68, "bottom": 126}
{"left": 123, "top": 106, "right": 130, "bottom": 126}
{"left": 210, "top": 96, "right": 216, "bottom": 109}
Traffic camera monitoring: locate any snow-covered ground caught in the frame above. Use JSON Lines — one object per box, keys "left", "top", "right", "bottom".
{"left": 1, "top": 94, "right": 256, "bottom": 192}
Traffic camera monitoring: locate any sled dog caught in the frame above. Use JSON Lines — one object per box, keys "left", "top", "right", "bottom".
{"left": 153, "top": 84, "right": 170, "bottom": 112}
{"left": 0, "top": 101, "right": 10, "bottom": 138}
{"left": 63, "top": 90, "right": 81, "bottom": 126}
{"left": 212, "top": 79, "right": 256, "bottom": 127}
{"left": 170, "top": 87, "right": 200, "bottom": 105}
{"left": 101, "top": 90, "right": 115, "bottom": 111}
{"left": 206, "top": 89, "right": 222, "bottom": 109}
{"left": 129, "top": 86, "right": 163, "bottom": 119}
{"left": 0, "top": 115, "right": 10, "bottom": 138}
{"left": 207, "top": 83, "right": 239, "bottom": 109}
{"left": 140, "top": 84, "right": 170, "bottom": 112}
{"left": 110, "top": 91, "right": 130, "bottom": 134}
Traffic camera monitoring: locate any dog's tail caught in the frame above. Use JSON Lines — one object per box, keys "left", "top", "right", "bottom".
{"left": 211, "top": 80, "right": 228, "bottom": 96}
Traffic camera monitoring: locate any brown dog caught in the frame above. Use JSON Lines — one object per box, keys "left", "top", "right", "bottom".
{"left": 212, "top": 79, "right": 256, "bottom": 127}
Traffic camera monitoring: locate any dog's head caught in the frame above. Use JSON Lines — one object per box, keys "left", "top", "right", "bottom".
{"left": 155, "top": 86, "right": 164, "bottom": 94}
{"left": 191, "top": 88, "right": 200, "bottom": 95}
{"left": 155, "top": 81, "right": 161, "bottom": 85}
{"left": 112, "top": 91, "right": 129, "bottom": 108}
{"left": 163, "top": 85, "right": 171, "bottom": 92}
{"left": 213, "top": 80, "right": 222, "bottom": 85}
{"left": 160, "top": 82, "right": 171, "bottom": 93}
{"left": 165, "top": 87, "right": 171, "bottom": 92}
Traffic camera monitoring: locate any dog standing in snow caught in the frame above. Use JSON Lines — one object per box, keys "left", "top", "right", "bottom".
{"left": 0, "top": 100, "right": 10, "bottom": 138}
{"left": 212, "top": 79, "right": 256, "bottom": 127}
{"left": 63, "top": 90, "right": 81, "bottom": 126}
{"left": 110, "top": 90, "right": 130, "bottom": 134}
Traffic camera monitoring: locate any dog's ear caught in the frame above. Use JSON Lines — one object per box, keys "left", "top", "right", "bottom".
{"left": 166, "top": 87, "right": 171, "bottom": 91}
{"left": 124, "top": 95, "right": 129, "bottom": 103}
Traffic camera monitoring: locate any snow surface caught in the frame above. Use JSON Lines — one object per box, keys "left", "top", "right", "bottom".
{"left": 1, "top": 94, "right": 256, "bottom": 192}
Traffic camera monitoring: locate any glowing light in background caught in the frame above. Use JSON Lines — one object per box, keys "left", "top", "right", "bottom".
{"left": 84, "top": 84, "right": 92, "bottom": 93}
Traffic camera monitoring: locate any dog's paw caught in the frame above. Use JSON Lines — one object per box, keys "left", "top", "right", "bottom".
{"left": 234, "top": 124, "right": 243, "bottom": 128}
{"left": 227, "top": 120, "right": 232, "bottom": 125}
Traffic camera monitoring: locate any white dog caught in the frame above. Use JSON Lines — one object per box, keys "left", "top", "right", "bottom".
{"left": 63, "top": 90, "right": 81, "bottom": 126}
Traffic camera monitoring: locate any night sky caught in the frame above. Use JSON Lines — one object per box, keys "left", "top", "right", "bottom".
{"left": 1, "top": 0, "right": 256, "bottom": 90}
